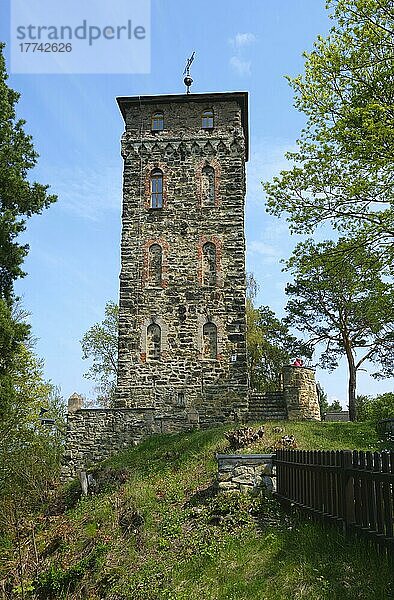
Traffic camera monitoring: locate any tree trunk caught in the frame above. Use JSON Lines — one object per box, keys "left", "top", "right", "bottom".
{"left": 345, "top": 344, "right": 357, "bottom": 421}
{"left": 348, "top": 363, "right": 357, "bottom": 421}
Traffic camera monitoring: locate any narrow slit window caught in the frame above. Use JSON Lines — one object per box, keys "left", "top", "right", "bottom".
{"left": 203, "top": 323, "right": 217, "bottom": 359}
{"left": 202, "top": 165, "right": 215, "bottom": 205}
{"left": 151, "top": 112, "right": 164, "bottom": 131}
{"left": 202, "top": 242, "right": 217, "bottom": 286}
{"left": 151, "top": 169, "right": 163, "bottom": 209}
{"left": 202, "top": 109, "right": 214, "bottom": 129}
{"left": 148, "top": 244, "right": 162, "bottom": 286}
{"left": 177, "top": 391, "right": 185, "bottom": 407}
{"left": 147, "top": 323, "right": 161, "bottom": 360}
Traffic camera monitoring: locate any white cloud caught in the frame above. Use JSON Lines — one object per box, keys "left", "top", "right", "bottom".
{"left": 229, "top": 32, "right": 257, "bottom": 48}
{"left": 229, "top": 32, "right": 256, "bottom": 77}
{"left": 247, "top": 240, "right": 280, "bottom": 260}
{"left": 48, "top": 163, "right": 121, "bottom": 221}
{"left": 229, "top": 56, "right": 251, "bottom": 76}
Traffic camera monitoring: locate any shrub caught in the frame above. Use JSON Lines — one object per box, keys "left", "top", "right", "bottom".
{"left": 356, "top": 393, "right": 394, "bottom": 423}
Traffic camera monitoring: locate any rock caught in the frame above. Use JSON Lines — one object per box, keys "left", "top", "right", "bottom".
{"left": 218, "top": 481, "right": 238, "bottom": 491}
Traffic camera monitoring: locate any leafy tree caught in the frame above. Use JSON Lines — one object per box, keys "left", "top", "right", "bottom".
{"left": 356, "top": 392, "right": 394, "bottom": 422}
{"left": 246, "top": 301, "right": 311, "bottom": 392}
{"left": 246, "top": 273, "right": 311, "bottom": 391}
{"left": 316, "top": 382, "right": 329, "bottom": 417}
{"left": 355, "top": 394, "right": 371, "bottom": 421}
{"left": 264, "top": 0, "right": 394, "bottom": 268}
{"left": 0, "top": 42, "right": 56, "bottom": 417}
{"left": 285, "top": 238, "right": 394, "bottom": 420}
{"left": 327, "top": 399, "right": 343, "bottom": 412}
{"left": 0, "top": 345, "right": 65, "bottom": 534}
{"left": 81, "top": 301, "right": 118, "bottom": 406}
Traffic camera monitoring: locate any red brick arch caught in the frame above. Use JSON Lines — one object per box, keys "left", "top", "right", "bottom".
{"left": 144, "top": 161, "right": 170, "bottom": 209}
{"left": 142, "top": 237, "right": 170, "bottom": 288}
{"left": 195, "top": 158, "right": 221, "bottom": 208}
{"left": 197, "top": 235, "right": 223, "bottom": 286}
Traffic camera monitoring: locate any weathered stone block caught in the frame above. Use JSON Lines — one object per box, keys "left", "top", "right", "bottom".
{"left": 218, "top": 481, "right": 238, "bottom": 491}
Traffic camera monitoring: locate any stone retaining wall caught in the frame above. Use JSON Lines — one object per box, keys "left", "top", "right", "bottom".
{"left": 61, "top": 405, "right": 198, "bottom": 481}
{"left": 62, "top": 367, "right": 320, "bottom": 480}
{"left": 216, "top": 453, "right": 276, "bottom": 494}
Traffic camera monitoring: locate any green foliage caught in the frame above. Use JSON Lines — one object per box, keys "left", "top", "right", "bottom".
{"left": 81, "top": 301, "right": 118, "bottom": 406}
{"left": 356, "top": 392, "right": 394, "bottom": 422}
{"left": 327, "top": 399, "right": 342, "bottom": 412}
{"left": 0, "top": 299, "right": 29, "bottom": 421}
{"left": 246, "top": 299, "right": 311, "bottom": 391}
{"left": 284, "top": 237, "right": 394, "bottom": 419}
{"left": 264, "top": 0, "right": 394, "bottom": 268}
{"left": 33, "top": 543, "right": 108, "bottom": 599}
{"left": 3, "top": 423, "right": 392, "bottom": 599}
{"left": 0, "top": 44, "right": 56, "bottom": 290}
{"left": 0, "top": 42, "right": 56, "bottom": 428}
{"left": 0, "top": 346, "right": 65, "bottom": 533}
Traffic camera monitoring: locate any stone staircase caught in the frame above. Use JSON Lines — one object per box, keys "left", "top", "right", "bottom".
{"left": 248, "top": 391, "right": 288, "bottom": 421}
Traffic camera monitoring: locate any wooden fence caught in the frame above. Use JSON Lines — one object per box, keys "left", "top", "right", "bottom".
{"left": 275, "top": 449, "right": 394, "bottom": 552}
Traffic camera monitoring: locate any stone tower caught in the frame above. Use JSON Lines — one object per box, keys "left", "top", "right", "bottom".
{"left": 115, "top": 92, "right": 249, "bottom": 428}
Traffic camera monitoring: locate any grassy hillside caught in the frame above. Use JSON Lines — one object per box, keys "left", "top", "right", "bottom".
{"left": 2, "top": 421, "right": 392, "bottom": 600}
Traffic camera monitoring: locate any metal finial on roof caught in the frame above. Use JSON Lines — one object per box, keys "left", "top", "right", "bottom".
{"left": 183, "top": 51, "right": 195, "bottom": 94}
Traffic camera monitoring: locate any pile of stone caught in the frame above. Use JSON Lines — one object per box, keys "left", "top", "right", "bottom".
{"left": 273, "top": 434, "right": 297, "bottom": 450}
{"left": 224, "top": 426, "right": 265, "bottom": 450}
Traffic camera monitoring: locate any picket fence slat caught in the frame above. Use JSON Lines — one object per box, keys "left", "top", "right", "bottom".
{"left": 275, "top": 449, "right": 394, "bottom": 552}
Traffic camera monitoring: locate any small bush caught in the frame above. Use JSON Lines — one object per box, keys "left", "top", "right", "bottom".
{"left": 356, "top": 393, "right": 394, "bottom": 423}
{"left": 34, "top": 543, "right": 108, "bottom": 598}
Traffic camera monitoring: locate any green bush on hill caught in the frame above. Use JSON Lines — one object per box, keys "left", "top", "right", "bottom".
{"left": 356, "top": 393, "right": 394, "bottom": 423}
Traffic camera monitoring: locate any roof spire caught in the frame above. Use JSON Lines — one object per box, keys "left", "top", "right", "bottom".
{"left": 183, "top": 51, "right": 195, "bottom": 94}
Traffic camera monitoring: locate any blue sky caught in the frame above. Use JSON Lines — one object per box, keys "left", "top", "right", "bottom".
{"left": 1, "top": 0, "right": 392, "bottom": 406}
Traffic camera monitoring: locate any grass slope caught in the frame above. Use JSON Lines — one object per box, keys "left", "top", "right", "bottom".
{"left": 3, "top": 421, "right": 393, "bottom": 600}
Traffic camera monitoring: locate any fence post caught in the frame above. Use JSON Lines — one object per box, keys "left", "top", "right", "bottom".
{"left": 342, "top": 450, "right": 355, "bottom": 535}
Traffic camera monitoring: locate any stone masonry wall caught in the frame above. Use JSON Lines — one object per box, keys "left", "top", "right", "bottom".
{"left": 62, "top": 367, "right": 319, "bottom": 480}
{"left": 216, "top": 453, "right": 275, "bottom": 494}
{"left": 283, "top": 366, "right": 320, "bottom": 420}
{"left": 115, "top": 93, "right": 249, "bottom": 426}
{"left": 62, "top": 405, "right": 204, "bottom": 481}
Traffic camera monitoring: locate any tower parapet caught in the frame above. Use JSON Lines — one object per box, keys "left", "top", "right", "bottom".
{"left": 283, "top": 366, "right": 321, "bottom": 421}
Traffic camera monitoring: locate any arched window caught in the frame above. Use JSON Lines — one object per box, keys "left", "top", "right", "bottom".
{"left": 151, "top": 169, "right": 163, "bottom": 209}
{"left": 203, "top": 322, "right": 217, "bottom": 359}
{"left": 202, "top": 165, "right": 215, "bottom": 205}
{"left": 151, "top": 112, "right": 164, "bottom": 131}
{"left": 147, "top": 323, "right": 161, "bottom": 360}
{"left": 202, "top": 242, "right": 216, "bottom": 286}
{"left": 177, "top": 391, "right": 185, "bottom": 407}
{"left": 148, "top": 244, "right": 162, "bottom": 286}
{"left": 202, "top": 109, "right": 214, "bottom": 129}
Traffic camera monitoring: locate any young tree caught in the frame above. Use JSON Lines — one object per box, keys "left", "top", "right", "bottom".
{"left": 264, "top": 0, "right": 394, "bottom": 268}
{"left": 246, "top": 273, "right": 311, "bottom": 391}
{"left": 285, "top": 238, "right": 394, "bottom": 420}
{"left": 81, "top": 301, "right": 118, "bottom": 406}
{"left": 0, "top": 345, "right": 65, "bottom": 532}
{"left": 246, "top": 302, "right": 311, "bottom": 391}
{"left": 316, "top": 382, "right": 329, "bottom": 417}
{"left": 0, "top": 43, "right": 56, "bottom": 417}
